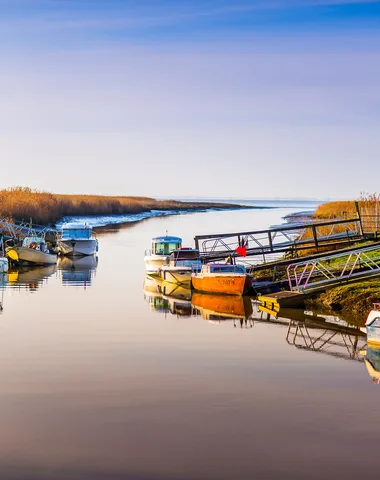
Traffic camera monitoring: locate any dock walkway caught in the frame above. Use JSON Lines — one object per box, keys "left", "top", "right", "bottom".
{"left": 195, "top": 218, "right": 363, "bottom": 264}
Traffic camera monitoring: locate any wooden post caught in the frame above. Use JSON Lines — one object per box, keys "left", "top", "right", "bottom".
{"left": 312, "top": 225, "right": 318, "bottom": 250}
{"left": 355, "top": 201, "right": 364, "bottom": 237}
{"left": 194, "top": 237, "right": 199, "bottom": 250}
{"left": 268, "top": 231, "right": 273, "bottom": 252}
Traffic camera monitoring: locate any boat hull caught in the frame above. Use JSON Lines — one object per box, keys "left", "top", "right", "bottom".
{"left": 144, "top": 254, "right": 170, "bottom": 273}
{"left": 6, "top": 247, "right": 57, "bottom": 266}
{"left": 58, "top": 239, "right": 98, "bottom": 256}
{"left": 160, "top": 267, "right": 192, "bottom": 285}
{"left": 191, "top": 274, "right": 250, "bottom": 295}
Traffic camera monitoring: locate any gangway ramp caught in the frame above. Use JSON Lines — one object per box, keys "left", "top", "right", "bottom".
{"left": 287, "top": 243, "right": 380, "bottom": 293}
{"left": 194, "top": 218, "right": 362, "bottom": 264}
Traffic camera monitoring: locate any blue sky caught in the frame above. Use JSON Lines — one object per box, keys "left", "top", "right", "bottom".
{"left": 1, "top": 0, "right": 379, "bottom": 198}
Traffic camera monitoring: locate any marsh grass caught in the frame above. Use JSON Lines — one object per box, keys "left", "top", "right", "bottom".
{"left": 0, "top": 187, "right": 239, "bottom": 225}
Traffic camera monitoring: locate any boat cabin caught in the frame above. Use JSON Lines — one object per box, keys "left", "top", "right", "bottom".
{"left": 61, "top": 225, "right": 93, "bottom": 241}
{"left": 168, "top": 249, "right": 201, "bottom": 267}
{"left": 22, "top": 236, "right": 49, "bottom": 253}
{"left": 200, "top": 264, "right": 247, "bottom": 275}
{"left": 151, "top": 236, "right": 182, "bottom": 256}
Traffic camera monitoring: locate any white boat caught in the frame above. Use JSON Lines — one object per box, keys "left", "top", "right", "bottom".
{"left": 361, "top": 303, "right": 380, "bottom": 347}
{"left": 6, "top": 236, "right": 57, "bottom": 266}
{"left": 144, "top": 235, "right": 182, "bottom": 273}
{"left": 160, "top": 248, "right": 202, "bottom": 285}
{"left": 0, "top": 257, "right": 8, "bottom": 273}
{"left": 58, "top": 224, "right": 98, "bottom": 256}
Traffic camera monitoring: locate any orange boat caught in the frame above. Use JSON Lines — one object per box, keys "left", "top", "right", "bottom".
{"left": 191, "top": 264, "right": 252, "bottom": 295}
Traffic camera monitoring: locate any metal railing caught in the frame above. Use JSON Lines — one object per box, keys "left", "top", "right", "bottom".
{"left": 194, "top": 218, "right": 362, "bottom": 264}
{"left": 287, "top": 244, "right": 380, "bottom": 292}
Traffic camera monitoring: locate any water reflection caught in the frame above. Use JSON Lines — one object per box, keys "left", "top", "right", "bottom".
{"left": 5, "top": 264, "right": 56, "bottom": 291}
{"left": 257, "top": 304, "right": 366, "bottom": 362}
{"left": 57, "top": 256, "right": 98, "bottom": 287}
{"left": 362, "top": 346, "right": 380, "bottom": 384}
{"left": 143, "top": 275, "right": 254, "bottom": 325}
{"left": 0, "top": 275, "right": 4, "bottom": 313}
{"left": 192, "top": 292, "right": 253, "bottom": 326}
{"left": 143, "top": 275, "right": 193, "bottom": 317}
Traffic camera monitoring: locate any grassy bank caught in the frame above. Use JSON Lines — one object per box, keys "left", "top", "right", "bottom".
{"left": 0, "top": 187, "right": 244, "bottom": 225}
{"left": 306, "top": 194, "right": 380, "bottom": 320}
{"left": 306, "top": 280, "right": 380, "bottom": 324}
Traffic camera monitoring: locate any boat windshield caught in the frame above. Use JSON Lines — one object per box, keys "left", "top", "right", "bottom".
{"left": 23, "top": 236, "right": 45, "bottom": 247}
{"left": 209, "top": 265, "right": 246, "bottom": 274}
{"left": 171, "top": 250, "right": 200, "bottom": 260}
{"left": 61, "top": 227, "right": 92, "bottom": 240}
{"left": 153, "top": 242, "right": 181, "bottom": 255}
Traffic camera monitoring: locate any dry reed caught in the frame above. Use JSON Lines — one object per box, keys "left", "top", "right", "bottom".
{"left": 0, "top": 187, "right": 238, "bottom": 225}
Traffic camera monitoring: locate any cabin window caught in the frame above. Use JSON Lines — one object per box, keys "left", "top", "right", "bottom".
{"left": 153, "top": 242, "right": 180, "bottom": 255}
{"left": 370, "top": 318, "right": 380, "bottom": 328}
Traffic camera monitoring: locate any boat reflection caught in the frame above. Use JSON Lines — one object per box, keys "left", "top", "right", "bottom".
{"left": 143, "top": 275, "right": 193, "bottom": 317}
{"left": 6, "top": 264, "right": 57, "bottom": 291}
{"left": 192, "top": 293, "right": 253, "bottom": 326}
{"left": 362, "top": 346, "right": 380, "bottom": 384}
{"left": 257, "top": 304, "right": 366, "bottom": 362}
{"left": 57, "top": 256, "right": 98, "bottom": 287}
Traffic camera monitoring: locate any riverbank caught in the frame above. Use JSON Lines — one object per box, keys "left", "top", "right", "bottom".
{"left": 306, "top": 195, "right": 380, "bottom": 321}
{"left": 0, "top": 187, "right": 249, "bottom": 226}
{"left": 306, "top": 279, "right": 380, "bottom": 324}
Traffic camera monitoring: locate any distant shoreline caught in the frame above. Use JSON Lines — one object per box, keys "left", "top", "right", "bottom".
{"left": 56, "top": 204, "right": 263, "bottom": 229}
{"left": 0, "top": 187, "right": 256, "bottom": 227}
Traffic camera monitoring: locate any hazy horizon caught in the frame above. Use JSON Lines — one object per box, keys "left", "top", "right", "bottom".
{"left": 1, "top": 1, "right": 379, "bottom": 198}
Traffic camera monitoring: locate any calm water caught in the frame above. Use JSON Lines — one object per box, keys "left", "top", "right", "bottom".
{"left": 0, "top": 207, "right": 379, "bottom": 480}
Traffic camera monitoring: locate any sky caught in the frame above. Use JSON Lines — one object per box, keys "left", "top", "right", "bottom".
{"left": 1, "top": 0, "right": 380, "bottom": 199}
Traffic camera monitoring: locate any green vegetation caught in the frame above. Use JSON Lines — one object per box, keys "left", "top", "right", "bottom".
{"left": 0, "top": 187, "right": 244, "bottom": 225}
{"left": 307, "top": 280, "right": 380, "bottom": 323}
{"left": 305, "top": 194, "right": 380, "bottom": 319}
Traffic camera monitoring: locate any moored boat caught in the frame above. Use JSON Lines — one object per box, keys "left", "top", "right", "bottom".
{"left": 144, "top": 235, "right": 182, "bottom": 273}
{"left": 191, "top": 264, "right": 252, "bottom": 295}
{"left": 160, "top": 248, "right": 201, "bottom": 285}
{"left": 6, "top": 236, "right": 57, "bottom": 266}
{"left": 58, "top": 224, "right": 98, "bottom": 256}
{"left": 361, "top": 303, "right": 380, "bottom": 347}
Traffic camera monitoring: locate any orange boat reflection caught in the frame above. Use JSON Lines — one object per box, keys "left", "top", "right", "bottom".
{"left": 192, "top": 292, "right": 253, "bottom": 321}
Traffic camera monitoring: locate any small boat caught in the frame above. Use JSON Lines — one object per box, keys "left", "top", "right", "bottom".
{"left": 361, "top": 303, "right": 380, "bottom": 346}
{"left": 144, "top": 235, "right": 182, "bottom": 273}
{"left": 191, "top": 264, "right": 252, "bottom": 295}
{"left": 6, "top": 236, "right": 57, "bottom": 266}
{"left": 160, "top": 248, "right": 202, "bottom": 285}
{"left": 58, "top": 224, "right": 98, "bottom": 256}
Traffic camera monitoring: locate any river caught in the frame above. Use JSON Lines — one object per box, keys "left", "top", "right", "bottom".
{"left": 0, "top": 205, "right": 379, "bottom": 480}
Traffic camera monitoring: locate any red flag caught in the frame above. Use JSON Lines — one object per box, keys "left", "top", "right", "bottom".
{"left": 235, "top": 245, "right": 247, "bottom": 257}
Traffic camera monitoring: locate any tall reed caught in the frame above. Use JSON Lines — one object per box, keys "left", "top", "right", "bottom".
{"left": 0, "top": 187, "right": 237, "bottom": 225}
